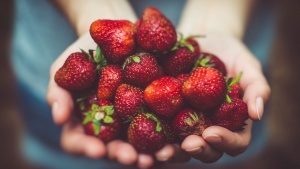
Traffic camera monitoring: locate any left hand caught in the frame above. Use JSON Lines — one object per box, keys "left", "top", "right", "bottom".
{"left": 180, "top": 32, "right": 270, "bottom": 162}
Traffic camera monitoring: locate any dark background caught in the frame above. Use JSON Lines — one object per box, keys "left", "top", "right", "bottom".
{"left": 1, "top": 0, "right": 300, "bottom": 169}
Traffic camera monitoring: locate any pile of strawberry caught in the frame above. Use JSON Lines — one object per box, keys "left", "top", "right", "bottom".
{"left": 55, "top": 7, "right": 249, "bottom": 154}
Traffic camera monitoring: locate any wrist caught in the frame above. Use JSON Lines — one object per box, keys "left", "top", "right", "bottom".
{"left": 177, "top": 0, "right": 255, "bottom": 40}
{"left": 55, "top": 0, "right": 137, "bottom": 37}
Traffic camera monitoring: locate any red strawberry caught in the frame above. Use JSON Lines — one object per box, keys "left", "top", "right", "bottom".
{"left": 228, "top": 84, "right": 243, "bottom": 99}
{"left": 209, "top": 98, "right": 248, "bottom": 131}
{"left": 123, "top": 53, "right": 160, "bottom": 88}
{"left": 226, "top": 72, "right": 243, "bottom": 100}
{"left": 194, "top": 52, "right": 227, "bottom": 76}
{"left": 137, "top": 7, "right": 177, "bottom": 53}
{"left": 90, "top": 20, "right": 137, "bottom": 64}
{"left": 182, "top": 67, "right": 227, "bottom": 111}
{"left": 128, "top": 112, "right": 166, "bottom": 153}
{"left": 82, "top": 100, "right": 121, "bottom": 143}
{"left": 97, "top": 65, "right": 123, "bottom": 101}
{"left": 55, "top": 51, "right": 98, "bottom": 91}
{"left": 172, "top": 108, "right": 206, "bottom": 140}
{"left": 160, "top": 37, "right": 201, "bottom": 77}
{"left": 114, "top": 84, "right": 144, "bottom": 122}
{"left": 176, "top": 73, "right": 189, "bottom": 83}
{"left": 144, "top": 76, "right": 184, "bottom": 118}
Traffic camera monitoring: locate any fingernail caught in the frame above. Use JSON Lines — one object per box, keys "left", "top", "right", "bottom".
{"left": 185, "top": 146, "right": 203, "bottom": 155}
{"left": 204, "top": 134, "right": 222, "bottom": 144}
{"left": 256, "top": 97, "right": 263, "bottom": 120}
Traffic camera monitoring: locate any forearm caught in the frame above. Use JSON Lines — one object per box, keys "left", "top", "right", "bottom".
{"left": 177, "top": 0, "right": 256, "bottom": 39}
{"left": 53, "top": 0, "right": 137, "bottom": 36}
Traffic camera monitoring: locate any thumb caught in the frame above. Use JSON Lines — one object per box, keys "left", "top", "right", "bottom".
{"left": 46, "top": 71, "right": 73, "bottom": 125}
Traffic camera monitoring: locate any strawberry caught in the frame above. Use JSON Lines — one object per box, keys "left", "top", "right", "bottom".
{"left": 82, "top": 100, "right": 121, "bottom": 143}
{"left": 128, "top": 112, "right": 166, "bottom": 153}
{"left": 54, "top": 51, "right": 98, "bottom": 91}
{"left": 90, "top": 20, "right": 137, "bottom": 64}
{"left": 114, "top": 84, "right": 144, "bottom": 122}
{"left": 228, "top": 84, "right": 243, "bottom": 99}
{"left": 182, "top": 67, "right": 227, "bottom": 111}
{"left": 193, "top": 52, "right": 227, "bottom": 76}
{"left": 97, "top": 65, "right": 123, "bottom": 101}
{"left": 172, "top": 108, "right": 206, "bottom": 140}
{"left": 123, "top": 53, "right": 160, "bottom": 88}
{"left": 209, "top": 98, "right": 248, "bottom": 131}
{"left": 144, "top": 76, "right": 184, "bottom": 118}
{"left": 137, "top": 7, "right": 177, "bottom": 54}
{"left": 160, "top": 36, "right": 201, "bottom": 77}
{"left": 226, "top": 73, "right": 243, "bottom": 100}
{"left": 176, "top": 73, "right": 189, "bottom": 83}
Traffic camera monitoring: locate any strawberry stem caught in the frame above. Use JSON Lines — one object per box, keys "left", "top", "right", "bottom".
{"left": 226, "top": 94, "right": 232, "bottom": 103}
{"left": 229, "top": 72, "right": 243, "bottom": 87}
{"left": 145, "top": 113, "right": 162, "bottom": 132}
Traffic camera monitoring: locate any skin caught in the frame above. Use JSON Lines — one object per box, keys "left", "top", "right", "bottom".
{"left": 47, "top": 0, "right": 270, "bottom": 168}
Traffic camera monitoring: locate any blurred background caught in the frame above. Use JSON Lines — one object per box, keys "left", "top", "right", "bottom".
{"left": 1, "top": 0, "right": 300, "bottom": 169}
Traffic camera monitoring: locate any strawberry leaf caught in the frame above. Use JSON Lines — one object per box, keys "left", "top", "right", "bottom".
{"left": 102, "top": 106, "right": 114, "bottom": 115}
{"left": 226, "top": 94, "right": 232, "bottom": 103}
{"left": 91, "top": 104, "right": 99, "bottom": 110}
{"left": 189, "top": 112, "right": 199, "bottom": 121}
{"left": 132, "top": 56, "right": 141, "bottom": 63}
{"left": 103, "top": 116, "right": 114, "bottom": 123}
{"left": 93, "top": 123, "right": 101, "bottom": 135}
{"left": 229, "top": 72, "right": 243, "bottom": 86}
{"left": 185, "top": 43, "right": 195, "bottom": 53}
{"left": 82, "top": 115, "right": 92, "bottom": 125}
{"left": 94, "top": 46, "right": 102, "bottom": 63}
{"left": 80, "top": 48, "right": 93, "bottom": 61}
{"left": 156, "top": 123, "right": 162, "bottom": 133}
{"left": 145, "top": 113, "right": 162, "bottom": 132}
{"left": 93, "top": 119, "right": 101, "bottom": 125}
{"left": 199, "top": 56, "right": 211, "bottom": 67}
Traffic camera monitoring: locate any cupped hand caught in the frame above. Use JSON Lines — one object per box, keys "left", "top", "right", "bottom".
{"left": 46, "top": 32, "right": 190, "bottom": 169}
{"left": 181, "top": 33, "right": 271, "bottom": 162}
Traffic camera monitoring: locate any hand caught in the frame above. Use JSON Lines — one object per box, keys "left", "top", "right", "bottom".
{"left": 180, "top": 33, "right": 271, "bottom": 162}
{"left": 46, "top": 32, "right": 190, "bottom": 169}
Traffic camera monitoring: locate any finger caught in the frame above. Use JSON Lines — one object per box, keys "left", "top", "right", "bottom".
{"left": 181, "top": 135, "right": 223, "bottom": 163}
{"left": 46, "top": 32, "right": 97, "bottom": 125}
{"left": 61, "top": 118, "right": 106, "bottom": 158}
{"left": 46, "top": 79, "right": 73, "bottom": 125}
{"left": 235, "top": 52, "right": 271, "bottom": 121}
{"left": 155, "top": 144, "right": 190, "bottom": 163}
{"left": 107, "top": 140, "right": 137, "bottom": 165}
{"left": 137, "top": 154, "right": 154, "bottom": 169}
{"left": 202, "top": 119, "right": 252, "bottom": 156}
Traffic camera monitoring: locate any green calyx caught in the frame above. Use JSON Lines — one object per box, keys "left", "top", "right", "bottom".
{"left": 171, "top": 32, "right": 205, "bottom": 52}
{"left": 193, "top": 53, "right": 215, "bottom": 70}
{"left": 80, "top": 46, "right": 108, "bottom": 74}
{"left": 225, "top": 72, "right": 243, "bottom": 103}
{"left": 122, "top": 54, "right": 142, "bottom": 70}
{"left": 184, "top": 112, "right": 199, "bottom": 126}
{"left": 145, "top": 113, "right": 162, "bottom": 132}
{"left": 82, "top": 104, "right": 115, "bottom": 135}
